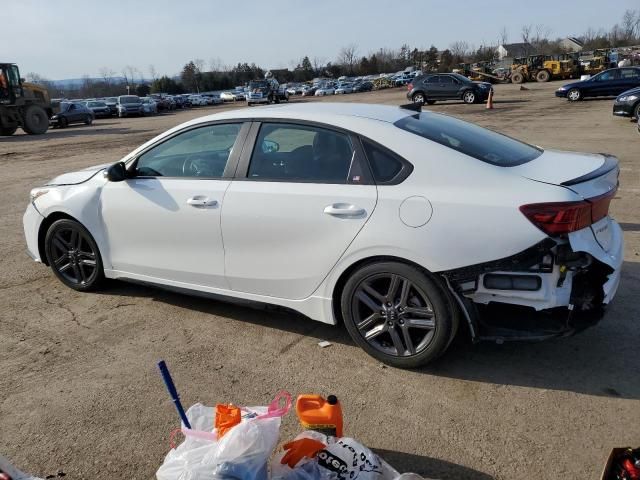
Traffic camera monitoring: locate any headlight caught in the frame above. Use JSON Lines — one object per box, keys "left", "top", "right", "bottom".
{"left": 557, "top": 86, "right": 567, "bottom": 91}
{"left": 51, "top": 115, "right": 58, "bottom": 119}
{"left": 619, "top": 94, "right": 638, "bottom": 102}
{"left": 30, "top": 188, "right": 49, "bottom": 202}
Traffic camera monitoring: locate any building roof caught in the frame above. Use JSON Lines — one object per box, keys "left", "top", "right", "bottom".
{"left": 499, "top": 42, "right": 533, "bottom": 57}
{"left": 564, "top": 37, "right": 584, "bottom": 47}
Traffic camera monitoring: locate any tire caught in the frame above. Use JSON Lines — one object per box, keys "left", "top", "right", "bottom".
{"left": 632, "top": 102, "right": 640, "bottom": 120}
{"left": 44, "top": 219, "right": 104, "bottom": 291}
{"left": 84, "top": 115, "right": 93, "bottom": 125}
{"left": 511, "top": 72, "right": 524, "bottom": 84}
{"left": 0, "top": 126, "right": 18, "bottom": 136}
{"left": 462, "top": 90, "right": 476, "bottom": 104}
{"left": 411, "top": 92, "right": 425, "bottom": 104}
{"left": 22, "top": 105, "right": 49, "bottom": 135}
{"left": 341, "top": 261, "right": 454, "bottom": 368}
{"left": 536, "top": 69, "right": 551, "bottom": 82}
{"left": 59, "top": 116, "right": 68, "bottom": 128}
{"left": 567, "top": 88, "right": 582, "bottom": 101}
{"left": 426, "top": 100, "right": 436, "bottom": 105}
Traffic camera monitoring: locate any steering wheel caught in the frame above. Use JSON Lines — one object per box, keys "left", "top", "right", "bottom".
{"left": 182, "top": 154, "right": 209, "bottom": 177}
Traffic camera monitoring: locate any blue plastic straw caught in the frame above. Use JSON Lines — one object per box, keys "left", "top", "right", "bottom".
{"left": 158, "top": 360, "right": 192, "bottom": 429}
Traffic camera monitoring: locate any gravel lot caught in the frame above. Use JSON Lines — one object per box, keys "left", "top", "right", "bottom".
{"left": 1, "top": 82, "right": 639, "bottom": 480}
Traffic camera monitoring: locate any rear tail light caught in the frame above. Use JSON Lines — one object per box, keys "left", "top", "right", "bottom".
{"left": 407, "top": 83, "right": 413, "bottom": 91}
{"left": 519, "top": 190, "right": 615, "bottom": 236}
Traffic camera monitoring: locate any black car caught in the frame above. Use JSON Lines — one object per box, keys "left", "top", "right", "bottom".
{"left": 406, "top": 73, "right": 492, "bottom": 105}
{"left": 84, "top": 100, "right": 112, "bottom": 118}
{"left": 613, "top": 86, "right": 640, "bottom": 119}
{"left": 555, "top": 67, "right": 640, "bottom": 101}
{"left": 50, "top": 102, "right": 94, "bottom": 128}
{"left": 353, "top": 81, "right": 373, "bottom": 92}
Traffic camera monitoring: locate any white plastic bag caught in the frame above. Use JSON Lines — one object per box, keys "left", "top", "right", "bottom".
{"left": 157, "top": 392, "right": 291, "bottom": 480}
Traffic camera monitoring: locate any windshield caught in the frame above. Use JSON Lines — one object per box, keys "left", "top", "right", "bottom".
{"left": 249, "top": 81, "right": 268, "bottom": 89}
{"left": 120, "top": 96, "right": 140, "bottom": 104}
{"left": 395, "top": 112, "right": 542, "bottom": 166}
{"left": 88, "top": 101, "right": 105, "bottom": 107}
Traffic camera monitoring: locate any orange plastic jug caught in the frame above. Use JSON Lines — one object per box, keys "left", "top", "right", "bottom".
{"left": 295, "top": 394, "right": 343, "bottom": 437}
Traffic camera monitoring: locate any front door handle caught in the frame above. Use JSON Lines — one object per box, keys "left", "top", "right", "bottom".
{"left": 187, "top": 196, "right": 218, "bottom": 207}
{"left": 324, "top": 203, "right": 366, "bottom": 217}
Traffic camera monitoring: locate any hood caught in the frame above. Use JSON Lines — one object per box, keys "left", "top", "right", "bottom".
{"left": 618, "top": 86, "right": 640, "bottom": 97}
{"left": 46, "top": 163, "right": 110, "bottom": 186}
{"left": 472, "top": 81, "right": 492, "bottom": 88}
{"left": 558, "top": 79, "right": 590, "bottom": 89}
{"left": 508, "top": 149, "right": 605, "bottom": 185}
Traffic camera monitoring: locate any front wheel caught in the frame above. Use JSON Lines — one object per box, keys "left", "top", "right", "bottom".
{"left": 59, "top": 116, "right": 68, "bottom": 128}
{"left": 341, "top": 262, "right": 454, "bottom": 368}
{"left": 462, "top": 90, "right": 476, "bottom": 104}
{"left": 84, "top": 115, "right": 93, "bottom": 125}
{"left": 44, "top": 219, "right": 104, "bottom": 291}
{"left": 536, "top": 69, "right": 551, "bottom": 82}
{"left": 632, "top": 102, "right": 640, "bottom": 119}
{"left": 567, "top": 88, "right": 581, "bottom": 101}
{"left": 22, "top": 105, "right": 49, "bottom": 134}
{"left": 411, "top": 92, "right": 425, "bottom": 104}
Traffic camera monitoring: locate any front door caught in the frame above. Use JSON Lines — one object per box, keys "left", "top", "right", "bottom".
{"left": 222, "top": 122, "right": 377, "bottom": 300}
{"left": 100, "top": 122, "right": 246, "bottom": 288}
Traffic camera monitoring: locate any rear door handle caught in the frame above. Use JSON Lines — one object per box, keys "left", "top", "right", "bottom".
{"left": 187, "top": 196, "right": 218, "bottom": 207}
{"left": 324, "top": 204, "right": 366, "bottom": 217}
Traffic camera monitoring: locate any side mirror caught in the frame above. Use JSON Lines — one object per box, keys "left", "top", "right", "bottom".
{"left": 106, "top": 162, "right": 128, "bottom": 182}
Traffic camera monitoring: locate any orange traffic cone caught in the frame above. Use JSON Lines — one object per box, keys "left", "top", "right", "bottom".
{"left": 486, "top": 89, "right": 494, "bottom": 109}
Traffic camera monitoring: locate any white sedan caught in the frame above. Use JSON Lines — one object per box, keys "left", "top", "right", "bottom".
{"left": 23, "top": 103, "right": 623, "bottom": 368}
{"left": 315, "top": 86, "right": 335, "bottom": 96}
{"left": 219, "top": 91, "right": 237, "bottom": 102}
{"left": 187, "top": 95, "right": 208, "bottom": 106}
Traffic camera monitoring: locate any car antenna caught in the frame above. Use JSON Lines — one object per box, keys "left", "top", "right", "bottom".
{"left": 399, "top": 103, "right": 421, "bottom": 113}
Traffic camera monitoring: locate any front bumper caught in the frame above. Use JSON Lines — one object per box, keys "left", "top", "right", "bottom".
{"left": 612, "top": 101, "right": 635, "bottom": 117}
{"left": 23, "top": 202, "right": 44, "bottom": 262}
{"left": 248, "top": 95, "right": 269, "bottom": 103}
{"left": 555, "top": 89, "right": 568, "bottom": 98}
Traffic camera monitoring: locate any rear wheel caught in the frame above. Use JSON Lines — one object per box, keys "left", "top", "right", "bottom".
{"left": 411, "top": 92, "right": 425, "bottom": 104}
{"left": 567, "top": 88, "right": 582, "bottom": 101}
{"left": 341, "top": 262, "right": 454, "bottom": 368}
{"left": 0, "top": 126, "right": 18, "bottom": 136}
{"left": 462, "top": 90, "right": 476, "bottom": 104}
{"left": 44, "top": 219, "right": 104, "bottom": 291}
{"left": 536, "top": 69, "right": 551, "bottom": 82}
{"left": 633, "top": 102, "right": 640, "bottom": 119}
{"left": 22, "top": 105, "right": 49, "bottom": 134}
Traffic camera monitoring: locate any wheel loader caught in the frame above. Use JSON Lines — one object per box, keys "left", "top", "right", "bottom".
{"left": 510, "top": 55, "right": 579, "bottom": 84}
{"left": 0, "top": 63, "right": 52, "bottom": 136}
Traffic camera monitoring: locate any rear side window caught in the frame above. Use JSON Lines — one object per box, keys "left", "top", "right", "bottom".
{"left": 394, "top": 113, "right": 542, "bottom": 166}
{"left": 621, "top": 68, "right": 640, "bottom": 79}
{"left": 362, "top": 140, "right": 404, "bottom": 183}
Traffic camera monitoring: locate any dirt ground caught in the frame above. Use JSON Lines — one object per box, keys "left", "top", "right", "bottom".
{"left": 1, "top": 82, "right": 638, "bottom": 480}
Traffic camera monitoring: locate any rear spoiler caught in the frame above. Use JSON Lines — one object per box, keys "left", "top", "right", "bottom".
{"left": 561, "top": 155, "right": 619, "bottom": 186}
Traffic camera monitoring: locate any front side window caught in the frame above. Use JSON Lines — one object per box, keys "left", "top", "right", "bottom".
{"left": 135, "top": 123, "right": 242, "bottom": 178}
{"left": 395, "top": 112, "right": 542, "bottom": 167}
{"left": 248, "top": 123, "right": 354, "bottom": 183}
{"left": 595, "top": 70, "right": 619, "bottom": 81}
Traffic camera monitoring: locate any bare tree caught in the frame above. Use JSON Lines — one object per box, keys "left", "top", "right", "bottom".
{"left": 99, "top": 67, "right": 115, "bottom": 88}
{"left": 499, "top": 26, "right": 508, "bottom": 46}
{"left": 194, "top": 59, "right": 205, "bottom": 74}
{"left": 622, "top": 9, "right": 640, "bottom": 41}
{"left": 338, "top": 44, "right": 359, "bottom": 74}
{"left": 148, "top": 64, "right": 157, "bottom": 82}
{"left": 521, "top": 24, "right": 532, "bottom": 44}
{"left": 312, "top": 56, "right": 326, "bottom": 76}
{"left": 450, "top": 41, "right": 470, "bottom": 60}
{"left": 209, "top": 57, "right": 223, "bottom": 72}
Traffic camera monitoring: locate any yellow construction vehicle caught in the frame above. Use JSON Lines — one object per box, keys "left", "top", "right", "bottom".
{"left": 510, "top": 54, "right": 579, "bottom": 83}
{"left": 0, "top": 63, "right": 52, "bottom": 136}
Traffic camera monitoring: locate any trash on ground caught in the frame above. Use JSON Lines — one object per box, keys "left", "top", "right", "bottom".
{"left": 317, "top": 341, "right": 332, "bottom": 348}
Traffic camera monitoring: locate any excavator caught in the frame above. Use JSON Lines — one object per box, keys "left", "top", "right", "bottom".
{"left": 0, "top": 63, "right": 52, "bottom": 136}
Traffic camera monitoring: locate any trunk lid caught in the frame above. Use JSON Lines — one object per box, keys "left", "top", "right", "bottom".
{"left": 513, "top": 149, "right": 619, "bottom": 252}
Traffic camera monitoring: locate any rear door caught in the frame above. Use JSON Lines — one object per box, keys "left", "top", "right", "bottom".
{"left": 620, "top": 68, "right": 640, "bottom": 92}
{"left": 222, "top": 121, "right": 377, "bottom": 300}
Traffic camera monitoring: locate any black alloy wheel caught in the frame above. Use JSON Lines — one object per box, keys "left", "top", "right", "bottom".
{"left": 45, "top": 219, "right": 104, "bottom": 291}
{"left": 341, "top": 262, "right": 453, "bottom": 368}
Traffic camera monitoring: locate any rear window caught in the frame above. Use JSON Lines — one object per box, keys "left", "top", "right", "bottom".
{"left": 394, "top": 113, "right": 542, "bottom": 166}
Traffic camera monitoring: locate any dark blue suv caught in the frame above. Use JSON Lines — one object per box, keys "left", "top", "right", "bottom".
{"left": 555, "top": 67, "right": 640, "bottom": 101}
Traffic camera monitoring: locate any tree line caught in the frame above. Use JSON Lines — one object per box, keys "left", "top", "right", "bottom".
{"left": 27, "top": 9, "right": 640, "bottom": 99}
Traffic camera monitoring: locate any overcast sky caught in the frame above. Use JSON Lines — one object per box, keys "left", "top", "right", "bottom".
{"left": 4, "top": 0, "right": 638, "bottom": 80}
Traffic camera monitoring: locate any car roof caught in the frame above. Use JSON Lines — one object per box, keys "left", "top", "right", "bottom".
{"left": 193, "top": 103, "right": 414, "bottom": 125}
